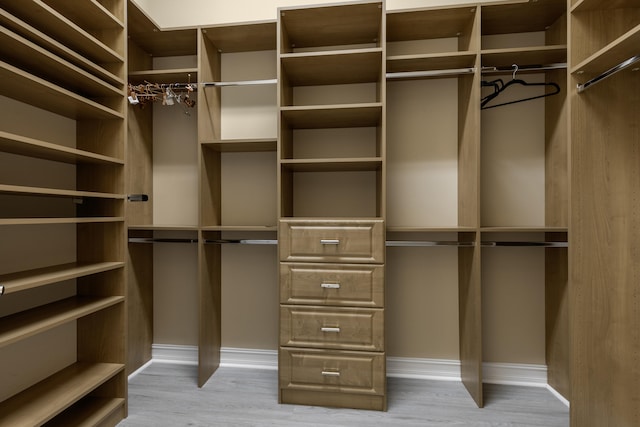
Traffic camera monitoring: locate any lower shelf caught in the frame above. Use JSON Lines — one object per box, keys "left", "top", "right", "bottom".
{"left": 0, "top": 362, "right": 124, "bottom": 426}
{"left": 45, "top": 396, "right": 126, "bottom": 427}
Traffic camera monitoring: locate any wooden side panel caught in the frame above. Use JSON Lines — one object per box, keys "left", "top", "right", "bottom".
{"left": 198, "top": 29, "right": 221, "bottom": 142}
{"left": 570, "top": 69, "right": 640, "bottom": 427}
{"left": 545, "top": 244, "right": 569, "bottom": 400}
{"left": 198, "top": 231, "right": 221, "bottom": 387}
{"left": 458, "top": 232, "right": 482, "bottom": 407}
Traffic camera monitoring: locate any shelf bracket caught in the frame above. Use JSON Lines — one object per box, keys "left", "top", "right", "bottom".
{"left": 577, "top": 55, "right": 640, "bottom": 94}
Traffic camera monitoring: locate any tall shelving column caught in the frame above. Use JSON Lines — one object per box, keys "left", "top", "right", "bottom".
{"left": 198, "top": 20, "right": 278, "bottom": 386}
{"left": 385, "top": 4, "right": 482, "bottom": 407}
{"left": 569, "top": 1, "right": 640, "bottom": 425}
{"left": 126, "top": 0, "right": 199, "bottom": 377}
{"left": 0, "top": 0, "right": 127, "bottom": 425}
{"left": 479, "top": 0, "right": 570, "bottom": 403}
{"left": 277, "top": 0, "right": 387, "bottom": 411}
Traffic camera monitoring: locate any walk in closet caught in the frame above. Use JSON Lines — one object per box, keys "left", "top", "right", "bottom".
{"left": 0, "top": 0, "right": 637, "bottom": 425}
{"left": 0, "top": 0, "right": 127, "bottom": 425}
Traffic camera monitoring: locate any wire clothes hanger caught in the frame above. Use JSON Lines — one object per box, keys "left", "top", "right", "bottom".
{"left": 481, "top": 64, "right": 560, "bottom": 110}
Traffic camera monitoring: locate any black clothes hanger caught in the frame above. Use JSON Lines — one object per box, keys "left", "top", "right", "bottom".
{"left": 481, "top": 65, "right": 561, "bottom": 110}
{"left": 481, "top": 78, "right": 505, "bottom": 106}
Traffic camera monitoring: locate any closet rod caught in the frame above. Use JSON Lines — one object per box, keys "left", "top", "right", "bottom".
{"left": 128, "top": 238, "right": 198, "bottom": 244}
{"left": 204, "top": 239, "right": 278, "bottom": 245}
{"left": 386, "top": 241, "right": 475, "bottom": 247}
{"left": 576, "top": 55, "right": 640, "bottom": 93}
{"left": 200, "top": 79, "right": 277, "bottom": 87}
{"left": 481, "top": 63, "right": 567, "bottom": 74}
{"left": 386, "top": 68, "right": 476, "bottom": 80}
{"left": 482, "top": 241, "right": 568, "bottom": 248}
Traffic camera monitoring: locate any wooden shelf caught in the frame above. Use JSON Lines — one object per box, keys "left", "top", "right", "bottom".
{"left": 0, "top": 9, "right": 123, "bottom": 88}
{"left": 281, "top": 103, "right": 382, "bottom": 129}
{"left": 0, "top": 184, "right": 124, "bottom": 200}
{"left": 281, "top": 157, "right": 382, "bottom": 172}
{"left": 128, "top": 225, "right": 199, "bottom": 231}
{"left": 387, "top": 52, "right": 477, "bottom": 74}
{"left": 386, "top": 226, "right": 477, "bottom": 233}
{"left": 482, "top": 0, "right": 566, "bottom": 35}
{"left": 0, "top": 362, "right": 123, "bottom": 427}
{"left": 0, "top": 262, "right": 124, "bottom": 296}
{"left": 281, "top": 48, "right": 382, "bottom": 86}
{"left": 480, "top": 226, "right": 568, "bottom": 233}
{"left": 41, "top": 0, "right": 124, "bottom": 30}
{"left": 0, "top": 26, "right": 122, "bottom": 99}
{"left": 2, "top": 1, "right": 124, "bottom": 64}
{"left": 0, "top": 131, "right": 123, "bottom": 165}
{"left": 572, "top": 0, "right": 638, "bottom": 13}
{"left": 571, "top": 24, "right": 640, "bottom": 75}
{"left": 128, "top": 68, "right": 198, "bottom": 84}
{"left": 201, "top": 225, "right": 278, "bottom": 232}
{"left": 0, "top": 61, "right": 123, "bottom": 120}
{"left": 44, "top": 397, "right": 125, "bottom": 427}
{"left": 0, "top": 296, "right": 124, "bottom": 349}
{"left": 0, "top": 217, "right": 124, "bottom": 226}
{"left": 482, "top": 45, "right": 567, "bottom": 68}
{"left": 279, "top": 1, "right": 382, "bottom": 50}
{"left": 201, "top": 138, "right": 277, "bottom": 152}
{"left": 387, "top": 6, "right": 477, "bottom": 41}
{"left": 202, "top": 21, "right": 277, "bottom": 53}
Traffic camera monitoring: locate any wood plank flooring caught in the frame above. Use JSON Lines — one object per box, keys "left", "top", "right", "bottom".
{"left": 119, "top": 363, "right": 569, "bottom": 426}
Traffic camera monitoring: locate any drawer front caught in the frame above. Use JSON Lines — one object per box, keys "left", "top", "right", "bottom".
{"left": 280, "top": 306, "right": 384, "bottom": 351}
{"left": 280, "top": 263, "right": 384, "bottom": 307}
{"left": 279, "top": 219, "right": 384, "bottom": 264}
{"left": 279, "top": 348, "right": 385, "bottom": 396}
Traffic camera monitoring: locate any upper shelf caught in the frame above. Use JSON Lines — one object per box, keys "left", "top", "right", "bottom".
{"left": 202, "top": 21, "right": 277, "bottom": 53}
{"left": 572, "top": 24, "right": 640, "bottom": 75}
{"left": 281, "top": 48, "right": 383, "bottom": 86}
{"left": 387, "top": 5, "right": 477, "bottom": 42}
{"left": 41, "top": 0, "right": 124, "bottom": 30}
{"left": 281, "top": 103, "right": 382, "bottom": 129}
{"left": 128, "top": 68, "right": 198, "bottom": 85}
{"left": 2, "top": 1, "right": 124, "bottom": 64}
{"left": 0, "top": 131, "right": 123, "bottom": 165}
{"left": 279, "top": 1, "right": 382, "bottom": 52}
{"left": 482, "top": 0, "right": 566, "bottom": 35}
{"left": 0, "top": 184, "right": 124, "bottom": 200}
{"left": 0, "top": 9, "right": 124, "bottom": 88}
{"left": 387, "top": 52, "right": 477, "bottom": 74}
{"left": 281, "top": 157, "right": 383, "bottom": 172}
{"left": 201, "top": 138, "right": 277, "bottom": 152}
{"left": 482, "top": 45, "right": 567, "bottom": 68}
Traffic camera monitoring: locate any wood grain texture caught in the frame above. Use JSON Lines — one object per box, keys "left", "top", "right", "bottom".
{"left": 569, "top": 67, "right": 640, "bottom": 427}
{"left": 202, "top": 21, "right": 276, "bottom": 53}
{"left": 126, "top": 105, "right": 153, "bottom": 226}
{"left": 121, "top": 364, "right": 569, "bottom": 426}
{"left": 481, "top": 0, "right": 566, "bottom": 35}
{"left": 198, "top": 231, "right": 222, "bottom": 387}
{"left": 387, "top": 6, "right": 478, "bottom": 42}
{"left": 126, "top": 237, "right": 153, "bottom": 374}
{"left": 281, "top": 49, "right": 382, "bottom": 86}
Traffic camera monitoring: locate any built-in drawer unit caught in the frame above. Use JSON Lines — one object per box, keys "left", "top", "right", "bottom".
{"left": 279, "top": 219, "right": 385, "bottom": 264}
{"left": 279, "top": 348, "right": 386, "bottom": 396}
{"left": 280, "top": 305, "right": 384, "bottom": 351}
{"left": 280, "top": 262, "right": 384, "bottom": 307}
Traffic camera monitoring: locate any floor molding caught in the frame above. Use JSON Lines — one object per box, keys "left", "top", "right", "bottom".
{"left": 150, "top": 345, "right": 548, "bottom": 388}
{"left": 547, "top": 384, "right": 571, "bottom": 408}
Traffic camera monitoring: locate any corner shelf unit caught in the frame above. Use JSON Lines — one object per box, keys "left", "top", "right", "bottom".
{"left": 0, "top": 0, "right": 127, "bottom": 425}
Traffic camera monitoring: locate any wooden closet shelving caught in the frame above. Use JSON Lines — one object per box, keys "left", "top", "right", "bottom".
{"left": 0, "top": 0, "right": 126, "bottom": 424}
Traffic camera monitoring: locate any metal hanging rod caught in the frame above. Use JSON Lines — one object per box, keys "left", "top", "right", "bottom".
{"left": 481, "top": 63, "right": 567, "bottom": 74}
{"left": 577, "top": 55, "right": 640, "bottom": 93}
{"left": 204, "top": 239, "right": 278, "bottom": 245}
{"left": 128, "top": 238, "right": 198, "bottom": 244}
{"left": 482, "top": 241, "right": 568, "bottom": 248}
{"left": 386, "top": 68, "right": 476, "bottom": 80}
{"left": 386, "top": 240, "right": 475, "bottom": 247}
{"left": 201, "top": 79, "right": 278, "bottom": 87}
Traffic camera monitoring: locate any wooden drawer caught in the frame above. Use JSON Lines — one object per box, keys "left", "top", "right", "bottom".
{"left": 280, "top": 305, "right": 384, "bottom": 351}
{"left": 280, "top": 262, "right": 384, "bottom": 307}
{"left": 279, "top": 347, "right": 385, "bottom": 396}
{"left": 279, "top": 219, "right": 384, "bottom": 264}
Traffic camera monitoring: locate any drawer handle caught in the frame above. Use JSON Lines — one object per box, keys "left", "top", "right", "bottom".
{"left": 320, "top": 283, "right": 340, "bottom": 289}
{"left": 321, "top": 370, "right": 341, "bottom": 377}
{"left": 320, "top": 239, "right": 340, "bottom": 245}
{"left": 321, "top": 327, "right": 341, "bottom": 333}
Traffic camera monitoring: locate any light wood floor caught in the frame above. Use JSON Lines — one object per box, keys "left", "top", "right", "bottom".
{"left": 119, "top": 363, "right": 569, "bottom": 426}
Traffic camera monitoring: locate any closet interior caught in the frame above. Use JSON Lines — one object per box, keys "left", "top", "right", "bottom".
{"left": 0, "top": 0, "right": 127, "bottom": 425}
{"left": 0, "top": 0, "right": 638, "bottom": 425}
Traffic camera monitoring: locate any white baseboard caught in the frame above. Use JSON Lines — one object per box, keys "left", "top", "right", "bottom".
{"left": 482, "top": 362, "right": 548, "bottom": 387}
{"left": 547, "top": 384, "right": 571, "bottom": 408}
{"left": 150, "top": 346, "right": 548, "bottom": 389}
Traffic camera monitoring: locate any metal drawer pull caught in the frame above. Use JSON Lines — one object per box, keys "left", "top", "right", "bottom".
{"left": 320, "top": 283, "right": 340, "bottom": 289}
{"left": 321, "top": 370, "right": 341, "bottom": 377}
{"left": 320, "top": 239, "right": 340, "bottom": 245}
{"left": 321, "top": 327, "right": 341, "bottom": 333}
